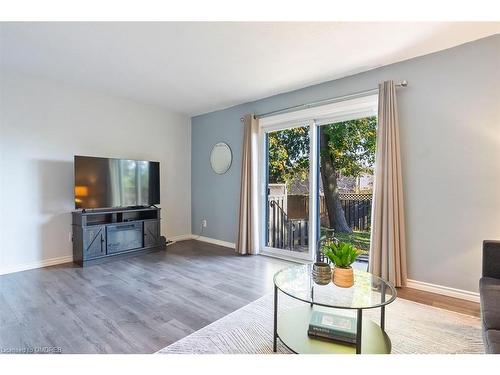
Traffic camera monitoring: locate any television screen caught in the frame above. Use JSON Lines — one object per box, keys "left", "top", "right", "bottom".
{"left": 74, "top": 155, "right": 160, "bottom": 209}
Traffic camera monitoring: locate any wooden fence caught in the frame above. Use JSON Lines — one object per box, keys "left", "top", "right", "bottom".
{"left": 337, "top": 193, "right": 372, "bottom": 231}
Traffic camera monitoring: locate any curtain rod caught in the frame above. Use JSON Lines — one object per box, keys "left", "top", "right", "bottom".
{"left": 240, "top": 80, "right": 408, "bottom": 122}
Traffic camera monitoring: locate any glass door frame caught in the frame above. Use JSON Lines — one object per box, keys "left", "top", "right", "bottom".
{"left": 258, "top": 94, "right": 378, "bottom": 263}
{"left": 259, "top": 120, "right": 317, "bottom": 262}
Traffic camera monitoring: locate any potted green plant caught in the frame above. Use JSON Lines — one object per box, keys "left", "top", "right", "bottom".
{"left": 321, "top": 242, "right": 361, "bottom": 287}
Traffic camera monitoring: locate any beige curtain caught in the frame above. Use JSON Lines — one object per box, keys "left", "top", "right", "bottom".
{"left": 369, "top": 81, "right": 407, "bottom": 287}
{"left": 236, "top": 114, "right": 260, "bottom": 255}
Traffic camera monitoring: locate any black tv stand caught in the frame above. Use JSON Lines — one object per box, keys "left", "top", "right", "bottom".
{"left": 72, "top": 206, "right": 163, "bottom": 266}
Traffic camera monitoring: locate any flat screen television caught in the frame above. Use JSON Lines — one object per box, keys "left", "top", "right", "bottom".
{"left": 74, "top": 155, "right": 160, "bottom": 209}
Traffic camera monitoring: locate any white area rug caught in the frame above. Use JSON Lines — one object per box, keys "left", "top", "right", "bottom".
{"left": 158, "top": 294, "right": 483, "bottom": 354}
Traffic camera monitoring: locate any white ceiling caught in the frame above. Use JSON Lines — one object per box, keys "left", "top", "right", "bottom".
{"left": 1, "top": 22, "right": 499, "bottom": 116}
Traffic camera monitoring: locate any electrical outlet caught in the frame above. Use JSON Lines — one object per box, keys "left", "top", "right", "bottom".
{"left": 201, "top": 219, "right": 207, "bottom": 228}
{"left": 69, "top": 232, "right": 73, "bottom": 243}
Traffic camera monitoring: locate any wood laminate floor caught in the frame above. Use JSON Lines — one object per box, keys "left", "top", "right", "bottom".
{"left": 0, "top": 240, "right": 293, "bottom": 354}
{"left": 0, "top": 240, "right": 480, "bottom": 353}
{"left": 396, "top": 286, "right": 480, "bottom": 317}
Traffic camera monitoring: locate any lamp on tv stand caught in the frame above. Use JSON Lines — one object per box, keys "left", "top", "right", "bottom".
{"left": 74, "top": 185, "right": 89, "bottom": 213}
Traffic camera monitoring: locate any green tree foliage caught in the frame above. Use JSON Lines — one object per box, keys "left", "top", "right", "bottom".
{"left": 321, "top": 117, "right": 377, "bottom": 177}
{"left": 267, "top": 117, "right": 376, "bottom": 184}
{"left": 268, "top": 126, "right": 309, "bottom": 184}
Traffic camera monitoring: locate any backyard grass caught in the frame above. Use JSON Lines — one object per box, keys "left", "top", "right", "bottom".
{"left": 321, "top": 228, "right": 371, "bottom": 253}
{"left": 336, "top": 230, "right": 370, "bottom": 252}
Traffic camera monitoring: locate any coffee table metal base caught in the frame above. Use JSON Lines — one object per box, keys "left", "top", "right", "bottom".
{"left": 275, "top": 306, "right": 391, "bottom": 354}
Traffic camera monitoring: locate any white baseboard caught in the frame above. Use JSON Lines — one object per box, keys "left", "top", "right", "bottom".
{"left": 192, "top": 235, "right": 236, "bottom": 249}
{"left": 406, "top": 279, "right": 480, "bottom": 303}
{"left": 0, "top": 255, "right": 74, "bottom": 276}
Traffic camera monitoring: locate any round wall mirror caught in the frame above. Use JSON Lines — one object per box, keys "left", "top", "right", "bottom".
{"left": 210, "top": 142, "right": 232, "bottom": 174}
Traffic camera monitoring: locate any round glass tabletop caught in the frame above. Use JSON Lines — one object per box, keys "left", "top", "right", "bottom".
{"left": 273, "top": 264, "right": 396, "bottom": 309}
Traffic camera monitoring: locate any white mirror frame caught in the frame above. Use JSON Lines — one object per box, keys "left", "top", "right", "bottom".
{"left": 210, "top": 142, "right": 232, "bottom": 174}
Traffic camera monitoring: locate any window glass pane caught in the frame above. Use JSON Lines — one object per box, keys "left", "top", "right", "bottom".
{"left": 318, "top": 116, "right": 377, "bottom": 263}
{"left": 266, "top": 125, "right": 310, "bottom": 254}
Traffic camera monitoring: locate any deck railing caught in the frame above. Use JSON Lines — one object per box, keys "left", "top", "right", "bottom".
{"left": 268, "top": 199, "right": 293, "bottom": 249}
{"left": 267, "top": 193, "right": 372, "bottom": 250}
{"left": 267, "top": 199, "right": 309, "bottom": 251}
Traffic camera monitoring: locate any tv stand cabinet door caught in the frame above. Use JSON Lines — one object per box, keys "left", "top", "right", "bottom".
{"left": 143, "top": 220, "right": 159, "bottom": 247}
{"left": 83, "top": 226, "right": 106, "bottom": 259}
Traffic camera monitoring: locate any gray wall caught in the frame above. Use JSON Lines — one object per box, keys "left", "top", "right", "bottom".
{"left": 191, "top": 35, "right": 500, "bottom": 292}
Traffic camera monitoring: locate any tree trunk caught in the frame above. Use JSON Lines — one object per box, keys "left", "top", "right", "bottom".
{"left": 320, "top": 127, "right": 352, "bottom": 233}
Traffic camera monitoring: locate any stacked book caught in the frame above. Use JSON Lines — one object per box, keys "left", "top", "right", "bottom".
{"left": 308, "top": 311, "right": 357, "bottom": 344}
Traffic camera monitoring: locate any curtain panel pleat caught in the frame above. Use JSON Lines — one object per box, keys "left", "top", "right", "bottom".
{"left": 369, "top": 81, "right": 408, "bottom": 287}
{"left": 236, "top": 114, "right": 260, "bottom": 255}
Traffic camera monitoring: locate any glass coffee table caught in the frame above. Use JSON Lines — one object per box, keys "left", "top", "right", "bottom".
{"left": 273, "top": 264, "right": 396, "bottom": 354}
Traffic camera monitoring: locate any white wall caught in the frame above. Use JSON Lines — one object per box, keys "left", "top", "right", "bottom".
{"left": 0, "top": 72, "right": 191, "bottom": 274}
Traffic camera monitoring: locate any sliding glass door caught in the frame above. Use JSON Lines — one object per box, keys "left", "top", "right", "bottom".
{"left": 259, "top": 95, "right": 378, "bottom": 262}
